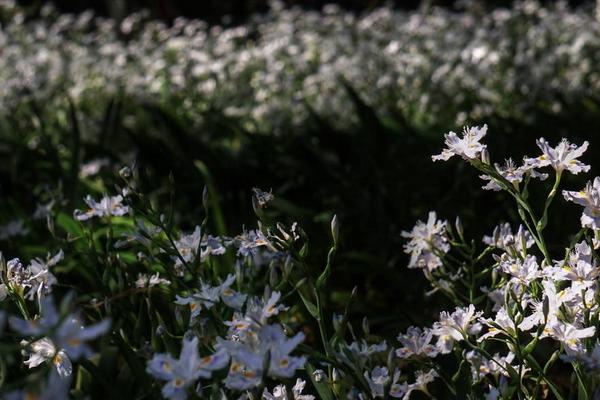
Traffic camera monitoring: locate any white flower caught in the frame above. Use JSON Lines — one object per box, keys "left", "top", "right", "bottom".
{"left": 235, "top": 229, "right": 273, "bottom": 257}
{"left": 21, "top": 337, "right": 72, "bottom": 378}
{"left": 263, "top": 378, "right": 315, "bottom": 400}
{"left": 545, "top": 321, "right": 595, "bottom": 355}
{"left": 478, "top": 307, "right": 520, "bottom": 342}
{"left": 432, "top": 305, "right": 482, "bottom": 354}
{"left": 74, "top": 194, "right": 129, "bottom": 221}
{"left": 174, "top": 226, "right": 202, "bottom": 267}
{"left": 11, "top": 297, "right": 110, "bottom": 377}
{"left": 23, "top": 250, "right": 63, "bottom": 302}
{"left": 483, "top": 223, "right": 533, "bottom": 255}
{"left": 546, "top": 241, "right": 598, "bottom": 289}
{"left": 364, "top": 366, "right": 390, "bottom": 398}
{"left": 403, "top": 369, "right": 438, "bottom": 399}
{"left": 466, "top": 350, "right": 515, "bottom": 380}
{"left": 496, "top": 254, "right": 540, "bottom": 286}
{"left": 524, "top": 138, "right": 589, "bottom": 174}
{"left": 396, "top": 326, "right": 438, "bottom": 359}
{"left": 432, "top": 125, "right": 487, "bottom": 162}
{"left": 520, "top": 280, "right": 575, "bottom": 331}
{"left": 480, "top": 158, "right": 545, "bottom": 191}
{"left": 402, "top": 211, "right": 449, "bottom": 271}
{"left": 1, "top": 251, "right": 62, "bottom": 303}
{"left": 225, "top": 292, "right": 287, "bottom": 341}
{"left": 135, "top": 272, "right": 171, "bottom": 288}
{"left": 347, "top": 340, "right": 388, "bottom": 359}
{"left": 222, "top": 324, "right": 305, "bottom": 390}
{"left": 147, "top": 336, "right": 229, "bottom": 400}
{"left": 563, "top": 177, "right": 600, "bottom": 229}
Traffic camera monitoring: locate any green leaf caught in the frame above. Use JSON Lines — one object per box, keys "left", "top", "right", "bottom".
{"left": 56, "top": 212, "right": 83, "bottom": 237}
{"left": 451, "top": 359, "right": 471, "bottom": 398}
{"left": 298, "top": 287, "right": 319, "bottom": 319}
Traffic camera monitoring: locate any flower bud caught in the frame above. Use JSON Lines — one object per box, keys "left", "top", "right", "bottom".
{"left": 313, "top": 369, "right": 326, "bottom": 382}
{"left": 362, "top": 316, "right": 370, "bottom": 336}
{"left": 481, "top": 148, "right": 490, "bottom": 165}
{"left": 332, "top": 314, "right": 343, "bottom": 332}
{"left": 332, "top": 368, "right": 339, "bottom": 383}
{"left": 454, "top": 217, "right": 464, "bottom": 240}
{"left": 331, "top": 214, "right": 339, "bottom": 246}
{"left": 119, "top": 166, "right": 132, "bottom": 179}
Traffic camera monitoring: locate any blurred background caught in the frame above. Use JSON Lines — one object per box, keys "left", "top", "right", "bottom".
{"left": 1, "top": 0, "right": 599, "bottom": 335}
{"left": 12, "top": 0, "right": 597, "bottom": 22}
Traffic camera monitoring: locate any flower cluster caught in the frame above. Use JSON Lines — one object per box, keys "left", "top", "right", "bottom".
{"left": 396, "top": 124, "right": 600, "bottom": 398}
{"left": 1, "top": 2, "right": 599, "bottom": 135}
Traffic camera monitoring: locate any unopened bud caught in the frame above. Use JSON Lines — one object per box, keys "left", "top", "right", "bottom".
{"left": 156, "top": 325, "right": 166, "bottom": 337}
{"left": 333, "top": 314, "right": 343, "bottom": 332}
{"left": 331, "top": 214, "right": 339, "bottom": 246}
{"left": 481, "top": 148, "right": 490, "bottom": 165}
{"left": 313, "top": 369, "right": 326, "bottom": 382}
{"left": 455, "top": 217, "right": 464, "bottom": 239}
{"left": 362, "top": 317, "right": 370, "bottom": 336}
{"left": 542, "top": 296, "right": 550, "bottom": 320}
{"left": 332, "top": 368, "right": 339, "bottom": 382}
{"left": 119, "top": 166, "right": 132, "bottom": 179}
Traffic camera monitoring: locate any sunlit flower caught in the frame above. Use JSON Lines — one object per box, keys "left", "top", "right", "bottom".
{"left": 432, "top": 305, "right": 482, "bottom": 354}
{"left": 432, "top": 125, "right": 487, "bottom": 162}
{"left": 135, "top": 272, "right": 171, "bottom": 288}
{"left": 524, "top": 138, "right": 589, "bottom": 174}
{"left": 74, "top": 195, "right": 129, "bottom": 221}
{"left": 483, "top": 223, "right": 533, "bottom": 255}
{"left": 402, "top": 211, "right": 449, "bottom": 271}
{"left": 563, "top": 177, "right": 600, "bottom": 229}
{"left": 466, "top": 350, "right": 515, "bottom": 380}
{"left": 545, "top": 321, "right": 595, "bottom": 355}
{"left": 263, "top": 378, "right": 315, "bottom": 400}
{"left": 496, "top": 254, "right": 540, "bottom": 286}
{"left": 396, "top": 327, "right": 438, "bottom": 359}
{"left": 546, "top": 241, "right": 598, "bottom": 289}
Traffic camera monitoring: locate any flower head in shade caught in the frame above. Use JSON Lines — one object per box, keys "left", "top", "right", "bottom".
{"left": 147, "top": 336, "right": 228, "bottom": 400}
{"left": 175, "top": 274, "right": 247, "bottom": 324}
{"left": 11, "top": 296, "right": 110, "bottom": 377}
{"left": 221, "top": 324, "right": 305, "bottom": 390}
